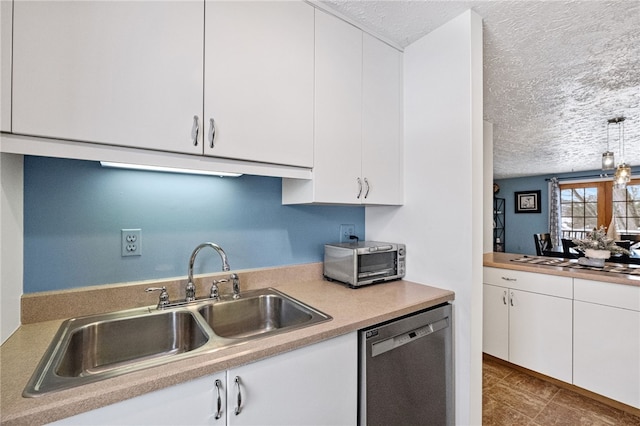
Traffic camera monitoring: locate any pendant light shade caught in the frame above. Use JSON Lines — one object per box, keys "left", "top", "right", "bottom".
{"left": 604, "top": 117, "right": 631, "bottom": 189}
{"left": 602, "top": 151, "right": 615, "bottom": 170}
{"left": 614, "top": 163, "right": 631, "bottom": 188}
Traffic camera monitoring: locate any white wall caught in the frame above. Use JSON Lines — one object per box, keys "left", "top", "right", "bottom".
{"left": 366, "top": 10, "right": 484, "bottom": 425}
{"left": 0, "top": 153, "right": 24, "bottom": 343}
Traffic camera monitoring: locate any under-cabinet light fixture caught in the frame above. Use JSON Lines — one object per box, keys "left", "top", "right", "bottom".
{"left": 99, "top": 162, "right": 242, "bottom": 177}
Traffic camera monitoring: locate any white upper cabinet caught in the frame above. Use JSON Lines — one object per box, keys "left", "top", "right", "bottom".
{"left": 204, "top": 1, "right": 314, "bottom": 168}
{"left": 12, "top": 1, "right": 204, "bottom": 154}
{"left": 361, "top": 33, "right": 403, "bottom": 205}
{"left": 0, "top": 0, "right": 11, "bottom": 132}
{"left": 10, "top": 1, "right": 314, "bottom": 170}
{"left": 282, "top": 11, "right": 403, "bottom": 205}
{"left": 308, "top": 9, "right": 362, "bottom": 203}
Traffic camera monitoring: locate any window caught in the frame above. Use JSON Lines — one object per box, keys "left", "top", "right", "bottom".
{"left": 560, "top": 179, "right": 640, "bottom": 236}
{"left": 613, "top": 182, "right": 640, "bottom": 235}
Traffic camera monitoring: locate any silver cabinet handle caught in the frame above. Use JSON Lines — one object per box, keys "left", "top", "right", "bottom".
{"left": 234, "top": 376, "right": 242, "bottom": 415}
{"left": 214, "top": 379, "right": 223, "bottom": 420}
{"left": 501, "top": 276, "right": 517, "bottom": 281}
{"left": 356, "top": 177, "right": 363, "bottom": 199}
{"left": 502, "top": 291, "right": 507, "bottom": 305}
{"left": 191, "top": 115, "right": 199, "bottom": 146}
{"left": 363, "top": 178, "right": 370, "bottom": 199}
{"left": 510, "top": 291, "right": 514, "bottom": 306}
{"left": 208, "top": 118, "right": 216, "bottom": 148}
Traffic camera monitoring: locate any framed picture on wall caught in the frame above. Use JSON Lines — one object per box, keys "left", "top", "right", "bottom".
{"left": 514, "top": 190, "right": 541, "bottom": 213}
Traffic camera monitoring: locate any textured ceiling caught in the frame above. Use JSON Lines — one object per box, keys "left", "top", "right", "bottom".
{"left": 320, "top": 0, "right": 640, "bottom": 179}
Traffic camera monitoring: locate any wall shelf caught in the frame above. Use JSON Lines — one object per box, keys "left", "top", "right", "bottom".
{"left": 494, "top": 197, "right": 505, "bottom": 252}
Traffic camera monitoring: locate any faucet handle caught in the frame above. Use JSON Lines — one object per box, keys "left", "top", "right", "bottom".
{"left": 210, "top": 281, "right": 222, "bottom": 300}
{"left": 145, "top": 287, "right": 170, "bottom": 309}
{"left": 231, "top": 273, "right": 240, "bottom": 299}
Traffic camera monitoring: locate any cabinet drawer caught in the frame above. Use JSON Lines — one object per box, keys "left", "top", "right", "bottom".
{"left": 574, "top": 278, "right": 640, "bottom": 311}
{"left": 483, "top": 267, "right": 572, "bottom": 298}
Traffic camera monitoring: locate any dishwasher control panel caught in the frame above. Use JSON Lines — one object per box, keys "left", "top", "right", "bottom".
{"left": 370, "top": 317, "right": 448, "bottom": 357}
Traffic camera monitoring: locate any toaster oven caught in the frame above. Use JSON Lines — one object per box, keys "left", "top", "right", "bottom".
{"left": 323, "top": 241, "right": 406, "bottom": 288}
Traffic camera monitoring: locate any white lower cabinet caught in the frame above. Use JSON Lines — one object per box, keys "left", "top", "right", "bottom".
{"left": 482, "top": 267, "right": 573, "bottom": 383}
{"left": 482, "top": 283, "right": 509, "bottom": 360}
{"left": 50, "top": 332, "right": 357, "bottom": 425}
{"left": 508, "top": 289, "right": 572, "bottom": 383}
{"left": 573, "top": 279, "right": 640, "bottom": 409}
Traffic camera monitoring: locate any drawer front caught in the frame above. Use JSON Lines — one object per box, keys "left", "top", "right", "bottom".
{"left": 574, "top": 278, "right": 640, "bottom": 311}
{"left": 483, "top": 267, "right": 572, "bottom": 298}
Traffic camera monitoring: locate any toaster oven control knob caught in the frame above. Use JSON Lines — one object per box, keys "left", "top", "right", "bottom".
{"left": 399, "top": 247, "right": 405, "bottom": 256}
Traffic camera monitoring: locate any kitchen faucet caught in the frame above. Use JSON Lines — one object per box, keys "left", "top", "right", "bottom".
{"left": 186, "top": 242, "right": 232, "bottom": 302}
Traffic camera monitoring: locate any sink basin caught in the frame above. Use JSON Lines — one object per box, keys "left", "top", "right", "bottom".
{"left": 198, "top": 289, "right": 330, "bottom": 339}
{"left": 24, "top": 287, "right": 331, "bottom": 397}
{"left": 24, "top": 309, "right": 210, "bottom": 396}
{"left": 56, "top": 311, "right": 208, "bottom": 377}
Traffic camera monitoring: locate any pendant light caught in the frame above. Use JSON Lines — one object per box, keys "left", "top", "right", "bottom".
{"left": 611, "top": 117, "right": 630, "bottom": 188}
{"left": 601, "top": 120, "right": 615, "bottom": 170}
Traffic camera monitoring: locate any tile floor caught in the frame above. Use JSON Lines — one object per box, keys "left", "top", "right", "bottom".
{"left": 483, "top": 356, "right": 640, "bottom": 425}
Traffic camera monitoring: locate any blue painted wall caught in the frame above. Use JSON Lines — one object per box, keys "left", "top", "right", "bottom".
{"left": 23, "top": 156, "right": 365, "bottom": 293}
{"left": 495, "top": 167, "right": 640, "bottom": 255}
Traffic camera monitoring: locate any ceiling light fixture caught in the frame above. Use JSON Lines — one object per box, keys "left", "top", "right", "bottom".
{"left": 609, "top": 117, "right": 630, "bottom": 189}
{"left": 99, "top": 161, "right": 242, "bottom": 177}
{"left": 601, "top": 120, "right": 615, "bottom": 170}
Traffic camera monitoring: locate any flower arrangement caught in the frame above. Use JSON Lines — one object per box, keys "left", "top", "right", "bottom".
{"left": 572, "top": 226, "right": 630, "bottom": 256}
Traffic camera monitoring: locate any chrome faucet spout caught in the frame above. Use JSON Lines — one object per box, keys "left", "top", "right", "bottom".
{"left": 186, "top": 242, "right": 231, "bottom": 302}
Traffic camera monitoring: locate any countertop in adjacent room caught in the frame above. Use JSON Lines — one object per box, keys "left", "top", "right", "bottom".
{"left": 484, "top": 252, "right": 640, "bottom": 287}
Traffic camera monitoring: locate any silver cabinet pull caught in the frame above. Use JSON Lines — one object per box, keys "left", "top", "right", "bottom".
{"left": 214, "top": 379, "right": 223, "bottom": 420}
{"left": 501, "top": 276, "right": 517, "bottom": 281}
{"left": 234, "top": 376, "right": 242, "bottom": 415}
{"left": 363, "top": 178, "right": 370, "bottom": 199}
{"left": 208, "top": 118, "right": 216, "bottom": 148}
{"left": 502, "top": 291, "right": 507, "bottom": 305}
{"left": 510, "top": 291, "right": 514, "bottom": 306}
{"left": 191, "top": 115, "right": 199, "bottom": 146}
{"left": 357, "top": 177, "right": 363, "bottom": 199}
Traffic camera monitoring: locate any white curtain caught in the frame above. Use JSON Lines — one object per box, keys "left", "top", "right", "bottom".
{"left": 549, "top": 177, "right": 562, "bottom": 249}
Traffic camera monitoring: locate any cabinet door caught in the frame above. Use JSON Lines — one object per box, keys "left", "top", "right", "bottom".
{"left": 509, "top": 289, "right": 572, "bottom": 383}
{"left": 574, "top": 301, "right": 640, "bottom": 408}
{"left": 482, "top": 284, "right": 509, "bottom": 360}
{"left": 0, "top": 0, "right": 11, "bottom": 132}
{"left": 49, "top": 373, "right": 225, "bottom": 425}
{"left": 228, "top": 332, "right": 357, "bottom": 426}
{"left": 204, "top": 1, "right": 313, "bottom": 168}
{"left": 361, "top": 34, "right": 403, "bottom": 205}
{"left": 312, "top": 10, "right": 363, "bottom": 203}
{"left": 12, "top": 1, "right": 203, "bottom": 154}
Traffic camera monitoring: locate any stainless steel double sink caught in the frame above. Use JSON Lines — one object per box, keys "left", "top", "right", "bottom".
{"left": 24, "top": 288, "right": 331, "bottom": 397}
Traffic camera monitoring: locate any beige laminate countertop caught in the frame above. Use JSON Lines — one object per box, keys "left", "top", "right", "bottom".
{"left": 484, "top": 252, "right": 640, "bottom": 287}
{"left": 0, "top": 266, "right": 454, "bottom": 425}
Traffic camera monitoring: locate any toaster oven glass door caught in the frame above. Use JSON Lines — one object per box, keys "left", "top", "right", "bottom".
{"left": 358, "top": 252, "right": 397, "bottom": 279}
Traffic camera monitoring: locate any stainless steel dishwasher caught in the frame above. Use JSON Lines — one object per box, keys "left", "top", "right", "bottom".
{"left": 359, "top": 303, "right": 453, "bottom": 426}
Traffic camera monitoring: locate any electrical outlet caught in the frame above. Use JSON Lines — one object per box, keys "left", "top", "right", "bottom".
{"left": 339, "top": 224, "right": 355, "bottom": 243}
{"left": 121, "top": 229, "right": 142, "bottom": 256}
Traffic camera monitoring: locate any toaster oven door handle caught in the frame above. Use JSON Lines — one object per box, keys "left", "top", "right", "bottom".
{"left": 369, "top": 245, "right": 394, "bottom": 252}
{"left": 359, "top": 268, "right": 395, "bottom": 278}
